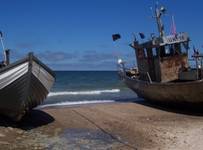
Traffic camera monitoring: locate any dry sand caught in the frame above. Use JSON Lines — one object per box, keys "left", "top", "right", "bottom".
{"left": 0, "top": 101, "right": 203, "bottom": 149}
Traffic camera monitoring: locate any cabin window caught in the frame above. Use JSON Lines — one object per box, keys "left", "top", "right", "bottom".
{"left": 152, "top": 48, "right": 157, "bottom": 56}
{"left": 144, "top": 48, "right": 148, "bottom": 58}
{"left": 180, "top": 42, "right": 188, "bottom": 54}
{"left": 157, "top": 43, "right": 188, "bottom": 58}
{"left": 160, "top": 46, "right": 172, "bottom": 57}
{"left": 174, "top": 43, "right": 181, "bottom": 54}
{"left": 165, "top": 45, "right": 171, "bottom": 55}
{"left": 169, "top": 45, "right": 175, "bottom": 55}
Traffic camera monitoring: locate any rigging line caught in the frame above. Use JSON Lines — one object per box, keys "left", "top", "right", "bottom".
{"left": 72, "top": 109, "right": 137, "bottom": 150}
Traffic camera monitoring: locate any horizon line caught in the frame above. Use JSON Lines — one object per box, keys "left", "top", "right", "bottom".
{"left": 53, "top": 70, "right": 117, "bottom": 72}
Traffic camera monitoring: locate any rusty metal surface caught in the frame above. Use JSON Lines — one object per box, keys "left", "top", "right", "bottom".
{"left": 159, "top": 55, "right": 188, "bottom": 82}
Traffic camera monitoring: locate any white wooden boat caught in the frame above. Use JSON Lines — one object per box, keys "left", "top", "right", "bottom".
{"left": 0, "top": 52, "right": 55, "bottom": 121}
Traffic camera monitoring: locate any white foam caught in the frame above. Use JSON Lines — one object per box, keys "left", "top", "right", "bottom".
{"left": 38, "top": 100, "right": 115, "bottom": 108}
{"left": 48, "top": 89, "right": 120, "bottom": 97}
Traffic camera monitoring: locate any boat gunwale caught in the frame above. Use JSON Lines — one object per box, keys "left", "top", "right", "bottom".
{"left": 124, "top": 74, "right": 203, "bottom": 86}
{"left": 0, "top": 57, "right": 28, "bottom": 74}
{"left": 31, "top": 54, "right": 55, "bottom": 78}
{"left": 0, "top": 54, "right": 55, "bottom": 78}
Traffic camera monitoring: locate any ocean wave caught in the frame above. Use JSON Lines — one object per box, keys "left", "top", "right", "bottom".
{"left": 48, "top": 89, "right": 120, "bottom": 97}
{"left": 38, "top": 100, "right": 115, "bottom": 108}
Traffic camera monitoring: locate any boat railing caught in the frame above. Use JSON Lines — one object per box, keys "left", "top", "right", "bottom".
{"left": 138, "top": 72, "right": 153, "bottom": 83}
{"left": 188, "top": 54, "right": 203, "bottom": 79}
{"left": 117, "top": 59, "right": 153, "bottom": 83}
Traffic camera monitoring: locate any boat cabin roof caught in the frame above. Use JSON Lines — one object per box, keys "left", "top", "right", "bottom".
{"left": 133, "top": 32, "right": 189, "bottom": 49}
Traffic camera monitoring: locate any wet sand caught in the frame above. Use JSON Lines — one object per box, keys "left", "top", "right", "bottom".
{"left": 0, "top": 102, "right": 203, "bottom": 149}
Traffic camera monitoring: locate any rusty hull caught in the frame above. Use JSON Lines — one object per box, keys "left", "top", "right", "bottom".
{"left": 123, "top": 74, "right": 203, "bottom": 104}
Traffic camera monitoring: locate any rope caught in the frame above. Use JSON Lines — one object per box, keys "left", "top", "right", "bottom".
{"left": 72, "top": 109, "right": 137, "bottom": 150}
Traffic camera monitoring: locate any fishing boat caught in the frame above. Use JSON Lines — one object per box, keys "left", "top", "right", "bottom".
{"left": 117, "top": 5, "right": 203, "bottom": 105}
{"left": 0, "top": 32, "right": 55, "bottom": 121}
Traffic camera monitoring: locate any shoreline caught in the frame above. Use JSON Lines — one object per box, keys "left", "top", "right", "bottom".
{"left": 0, "top": 102, "right": 203, "bottom": 149}
{"left": 38, "top": 100, "right": 117, "bottom": 109}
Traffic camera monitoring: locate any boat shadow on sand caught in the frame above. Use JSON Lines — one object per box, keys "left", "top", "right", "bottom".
{"left": 115, "top": 98, "right": 203, "bottom": 117}
{"left": 0, "top": 109, "right": 54, "bottom": 130}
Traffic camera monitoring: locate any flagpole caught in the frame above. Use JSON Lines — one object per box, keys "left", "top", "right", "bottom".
{"left": 171, "top": 15, "right": 176, "bottom": 35}
{"left": 0, "top": 34, "right": 6, "bottom": 64}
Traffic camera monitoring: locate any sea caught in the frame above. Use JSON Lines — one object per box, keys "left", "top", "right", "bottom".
{"left": 40, "top": 71, "right": 138, "bottom": 108}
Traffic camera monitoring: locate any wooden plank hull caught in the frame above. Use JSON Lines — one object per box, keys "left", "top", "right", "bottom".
{"left": 123, "top": 75, "right": 203, "bottom": 104}
{"left": 0, "top": 53, "right": 55, "bottom": 121}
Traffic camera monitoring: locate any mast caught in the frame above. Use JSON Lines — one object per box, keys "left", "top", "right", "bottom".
{"left": 155, "top": 5, "right": 166, "bottom": 37}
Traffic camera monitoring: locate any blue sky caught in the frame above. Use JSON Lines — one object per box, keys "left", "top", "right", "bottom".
{"left": 0, "top": 0, "right": 203, "bottom": 70}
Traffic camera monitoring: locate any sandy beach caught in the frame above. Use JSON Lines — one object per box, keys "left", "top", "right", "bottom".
{"left": 0, "top": 101, "right": 203, "bottom": 150}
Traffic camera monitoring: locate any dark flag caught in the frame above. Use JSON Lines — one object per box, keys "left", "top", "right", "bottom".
{"left": 139, "top": 32, "right": 145, "bottom": 39}
{"left": 193, "top": 45, "right": 199, "bottom": 55}
{"left": 193, "top": 45, "right": 196, "bottom": 53}
{"left": 0, "top": 31, "right": 3, "bottom": 38}
{"left": 112, "top": 34, "right": 121, "bottom": 41}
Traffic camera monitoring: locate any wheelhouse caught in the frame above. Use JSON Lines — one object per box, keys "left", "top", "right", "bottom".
{"left": 131, "top": 33, "right": 190, "bottom": 82}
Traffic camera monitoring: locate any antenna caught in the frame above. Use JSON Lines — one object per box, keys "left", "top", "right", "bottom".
{"left": 154, "top": 4, "right": 166, "bottom": 37}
